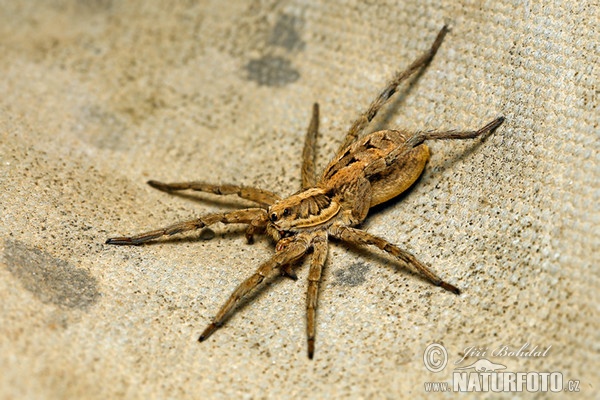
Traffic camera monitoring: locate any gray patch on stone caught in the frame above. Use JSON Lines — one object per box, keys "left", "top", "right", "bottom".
{"left": 268, "top": 14, "right": 305, "bottom": 52}
{"left": 4, "top": 240, "right": 100, "bottom": 310}
{"left": 333, "top": 262, "right": 371, "bottom": 287}
{"left": 78, "top": 105, "right": 129, "bottom": 151}
{"left": 245, "top": 55, "right": 300, "bottom": 87}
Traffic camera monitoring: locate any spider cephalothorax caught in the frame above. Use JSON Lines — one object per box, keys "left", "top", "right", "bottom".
{"left": 268, "top": 188, "right": 339, "bottom": 232}
{"left": 106, "top": 26, "right": 504, "bottom": 359}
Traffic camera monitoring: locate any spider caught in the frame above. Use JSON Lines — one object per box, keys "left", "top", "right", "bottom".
{"left": 106, "top": 25, "right": 504, "bottom": 359}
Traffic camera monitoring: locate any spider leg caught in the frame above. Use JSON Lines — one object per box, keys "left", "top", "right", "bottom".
{"left": 301, "top": 103, "right": 320, "bottom": 189}
{"left": 364, "top": 117, "right": 505, "bottom": 178}
{"left": 339, "top": 25, "right": 448, "bottom": 151}
{"left": 274, "top": 236, "right": 303, "bottom": 280}
{"left": 281, "top": 264, "right": 298, "bottom": 280}
{"left": 306, "top": 230, "right": 328, "bottom": 359}
{"left": 329, "top": 225, "right": 460, "bottom": 294}
{"left": 105, "top": 208, "right": 267, "bottom": 245}
{"left": 405, "top": 117, "right": 505, "bottom": 148}
{"left": 199, "top": 232, "right": 313, "bottom": 341}
{"left": 147, "top": 180, "right": 281, "bottom": 208}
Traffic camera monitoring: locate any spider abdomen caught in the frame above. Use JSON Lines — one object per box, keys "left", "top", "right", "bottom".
{"left": 321, "top": 129, "right": 429, "bottom": 208}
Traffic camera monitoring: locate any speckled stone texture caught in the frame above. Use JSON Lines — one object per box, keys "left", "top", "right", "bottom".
{"left": 0, "top": 1, "right": 597, "bottom": 399}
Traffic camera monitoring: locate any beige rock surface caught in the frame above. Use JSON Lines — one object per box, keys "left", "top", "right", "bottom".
{"left": 0, "top": 1, "right": 597, "bottom": 399}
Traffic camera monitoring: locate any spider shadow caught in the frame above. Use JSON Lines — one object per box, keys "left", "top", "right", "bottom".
{"left": 366, "top": 61, "right": 432, "bottom": 135}
{"left": 150, "top": 189, "right": 268, "bottom": 211}
{"left": 364, "top": 53, "right": 497, "bottom": 174}
{"left": 344, "top": 130, "right": 499, "bottom": 291}
{"left": 132, "top": 189, "right": 269, "bottom": 247}
{"left": 127, "top": 220, "right": 296, "bottom": 332}
{"left": 331, "top": 236, "right": 454, "bottom": 292}
{"left": 345, "top": 135, "right": 491, "bottom": 292}
{"left": 337, "top": 178, "right": 456, "bottom": 291}
{"left": 428, "top": 130, "right": 493, "bottom": 174}
{"left": 212, "top": 264, "right": 306, "bottom": 336}
{"left": 196, "top": 240, "right": 310, "bottom": 339}
{"left": 134, "top": 223, "right": 258, "bottom": 247}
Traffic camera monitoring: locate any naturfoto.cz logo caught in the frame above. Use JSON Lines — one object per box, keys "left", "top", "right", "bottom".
{"left": 423, "top": 343, "right": 580, "bottom": 393}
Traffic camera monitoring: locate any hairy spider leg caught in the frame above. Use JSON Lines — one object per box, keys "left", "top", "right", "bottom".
{"left": 330, "top": 225, "right": 460, "bottom": 294}
{"left": 305, "top": 230, "right": 328, "bottom": 359}
{"left": 105, "top": 208, "right": 267, "bottom": 245}
{"left": 362, "top": 117, "right": 505, "bottom": 178}
{"left": 339, "top": 25, "right": 449, "bottom": 151}
{"left": 301, "top": 103, "right": 321, "bottom": 189}
{"left": 147, "top": 180, "right": 281, "bottom": 208}
{"left": 198, "top": 232, "right": 316, "bottom": 342}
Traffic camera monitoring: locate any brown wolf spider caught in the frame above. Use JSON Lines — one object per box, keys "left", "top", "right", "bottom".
{"left": 106, "top": 26, "right": 504, "bottom": 359}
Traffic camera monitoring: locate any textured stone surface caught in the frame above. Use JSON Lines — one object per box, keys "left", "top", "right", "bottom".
{"left": 0, "top": 1, "right": 597, "bottom": 398}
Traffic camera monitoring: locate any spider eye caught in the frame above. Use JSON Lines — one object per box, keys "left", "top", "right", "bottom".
{"left": 270, "top": 212, "right": 278, "bottom": 222}
{"left": 282, "top": 208, "right": 290, "bottom": 217}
